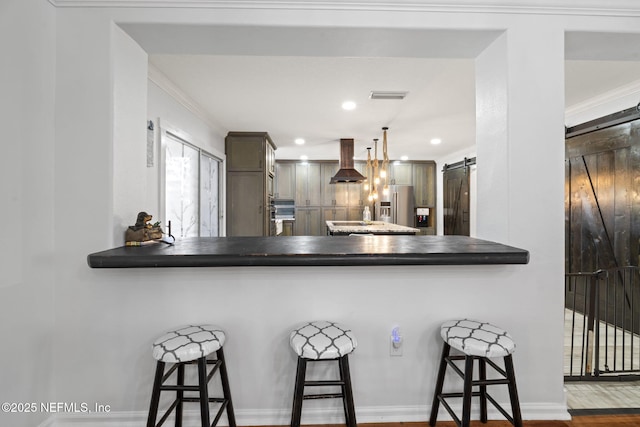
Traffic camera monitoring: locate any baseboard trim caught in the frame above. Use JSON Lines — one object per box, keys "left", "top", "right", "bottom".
{"left": 44, "top": 402, "right": 570, "bottom": 426}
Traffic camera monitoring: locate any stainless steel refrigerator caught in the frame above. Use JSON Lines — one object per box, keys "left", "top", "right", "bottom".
{"left": 375, "top": 185, "right": 415, "bottom": 227}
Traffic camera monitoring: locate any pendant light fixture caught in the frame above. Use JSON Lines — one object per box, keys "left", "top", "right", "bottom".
{"left": 368, "top": 128, "right": 391, "bottom": 200}
{"left": 364, "top": 146, "right": 372, "bottom": 192}
{"left": 381, "top": 127, "right": 390, "bottom": 196}
{"left": 372, "top": 138, "right": 379, "bottom": 200}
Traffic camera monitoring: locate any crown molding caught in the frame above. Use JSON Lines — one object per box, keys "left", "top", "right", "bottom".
{"left": 46, "top": 0, "right": 640, "bottom": 16}
{"left": 565, "top": 78, "right": 640, "bottom": 126}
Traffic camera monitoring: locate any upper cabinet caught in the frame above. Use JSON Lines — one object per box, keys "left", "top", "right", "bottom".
{"left": 226, "top": 131, "right": 276, "bottom": 173}
{"left": 389, "top": 162, "right": 412, "bottom": 185}
{"left": 295, "top": 162, "right": 322, "bottom": 206}
{"left": 412, "top": 161, "right": 436, "bottom": 207}
{"left": 275, "top": 161, "right": 296, "bottom": 199}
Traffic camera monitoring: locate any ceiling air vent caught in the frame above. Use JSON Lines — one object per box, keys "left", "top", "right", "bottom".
{"left": 369, "top": 91, "right": 408, "bottom": 100}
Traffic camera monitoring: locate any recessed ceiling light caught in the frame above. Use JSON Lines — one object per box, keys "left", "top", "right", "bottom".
{"left": 431, "top": 138, "right": 442, "bottom": 145}
{"left": 300, "top": 155, "right": 308, "bottom": 160}
{"left": 400, "top": 155, "right": 409, "bottom": 161}
{"left": 295, "top": 138, "right": 305, "bottom": 145}
{"left": 342, "top": 101, "right": 356, "bottom": 111}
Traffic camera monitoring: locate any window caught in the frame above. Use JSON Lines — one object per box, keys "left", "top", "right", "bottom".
{"left": 162, "top": 130, "right": 221, "bottom": 237}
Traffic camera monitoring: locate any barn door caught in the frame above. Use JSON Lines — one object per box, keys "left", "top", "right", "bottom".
{"left": 443, "top": 158, "right": 474, "bottom": 236}
{"left": 566, "top": 119, "right": 640, "bottom": 272}
{"left": 566, "top": 116, "right": 640, "bottom": 332}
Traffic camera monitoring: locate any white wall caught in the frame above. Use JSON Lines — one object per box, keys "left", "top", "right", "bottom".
{"left": 0, "top": 1, "right": 56, "bottom": 427}
{"left": 5, "top": 2, "right": 640, "bottom": 427}
{"left": 113, "top": 24, "right": 149, "bottom": 244}
{"left": 52, "top": 8, "right": 571, "bottom": 424}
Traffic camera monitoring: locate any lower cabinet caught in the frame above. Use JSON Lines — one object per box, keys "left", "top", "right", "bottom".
{"left": 282, "top": 221, "right": 294, "bottom": 236}
{"left": 322, "top": 207, "right": 347, "bottom": 222}
{"left": 295, "top": 207, "right": 322, "bottom": 236}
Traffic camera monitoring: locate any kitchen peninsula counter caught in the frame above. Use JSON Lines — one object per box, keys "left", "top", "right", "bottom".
{"left": 87, "top": 235, "right": 529, "bottom": 268}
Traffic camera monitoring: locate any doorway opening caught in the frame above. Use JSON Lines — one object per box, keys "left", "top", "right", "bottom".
{"left": 564, "top": 108, "right": 640, "bottom": 414}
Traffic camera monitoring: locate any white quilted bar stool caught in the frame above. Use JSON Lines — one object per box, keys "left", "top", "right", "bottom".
{"left": 146, "top": 325, "right": 236, "bottom": 427}
{"left": 289, "top": 320, "right": 358, "bottom": 427}
{"left": 429, "top": 319, "right": 522, "bottom": 427}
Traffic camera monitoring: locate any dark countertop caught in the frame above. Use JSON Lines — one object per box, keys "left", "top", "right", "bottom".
{"left": 87, "top": 235, "right": 529, "bottom": 268}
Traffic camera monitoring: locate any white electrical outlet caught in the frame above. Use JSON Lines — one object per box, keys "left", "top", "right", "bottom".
{"left": 390, "top": 327, "right": 403, "bottom": 356}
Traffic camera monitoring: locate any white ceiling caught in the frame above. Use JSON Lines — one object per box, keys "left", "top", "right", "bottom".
{"left": 150, "top": 55, "right": 478, "bottom": 161}
{"left": 120, "top": 24, "right": 640, "bottom": 161}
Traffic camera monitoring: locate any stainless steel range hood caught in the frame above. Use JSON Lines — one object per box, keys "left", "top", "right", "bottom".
{"left": 330, "top": 138, "right": 366, "bottom": 184}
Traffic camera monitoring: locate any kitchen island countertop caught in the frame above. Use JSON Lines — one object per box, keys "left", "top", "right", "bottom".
{"left": 87, "top": 235, "right": 529, "bottom": 268}
{"left": 325, "top": 220, "right": 420, "bottom": 235}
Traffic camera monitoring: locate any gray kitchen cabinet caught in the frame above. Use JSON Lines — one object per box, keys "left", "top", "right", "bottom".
{"left": 348, "top": 206, "right": 365, "bottom": 221}
{"left": 295, "top": 207, "right": 322, "bottom": 236}
{"left": 281, "top": 221, "right": 294, "bottom": 236}
{"left": 266, "top": 142, "right": 276, "bottom": 176}
{"left": 322, "top": 207, "right": 348, "bottom": 234}
{"left": 390, "top": 162, "right": 412, "bottom": 185}
{"left": 345, "top": 183, "right": 365, "bottom": 209}
{"left": 321, "top": 162, "right": 349, "bottom": 206}
{"left": 225, "top": 132, "right": 276, "bottom": 236}
{"left": 226, "top": 132, "right": 272, "bottom": 171}
{"left": 322, "top": 206, "right": 347, "bottom": 223}
{"left": 295, "top": 162, "right": 322, "bottom": 206}
{"left": 275, "top": 161, "right": 296, "bottom": 199}
{"left": 350, "top": 161, "right": 367, "bottom": 207}
{"left": 412, "top": 161, "right": 436, "bottom": 206}
{"left": 226, "top": 172, "right": 266, "bottom": 236}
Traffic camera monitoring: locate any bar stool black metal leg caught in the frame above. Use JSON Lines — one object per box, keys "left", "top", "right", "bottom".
{"left": 216, "top": 348, "right": 237, "bottom": 427}
{"left": 197, "top": 357, "right": 211, "bottom": 427}
{"left": 461, "top": 356, "right": 474, "bottom": 427}
{"left": 504, "top": 355, "right": 523, "bottom": 427}
{"left": 429, "top": 343, "right": 450, "bottom": 426}
{"left": 291, "top": 357, "right": 307, "bottom": 427}
{"left": 479, "top": 357, "right": 487, "bottom": 423}
{"left": 340, "top": 355, "right": 357, "bottom": 427}
{"left": 175, "top": 363, "right": 185, "bottom": 427}
{"left": 147, "top": 361, "right": 165, "bottom": 427}
{"left": 338, "top": 356, "right": 350, "bottom": 425}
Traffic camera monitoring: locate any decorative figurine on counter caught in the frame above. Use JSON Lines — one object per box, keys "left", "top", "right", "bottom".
{"left": 125, "top": 212, "right": 174, "bottom": 246}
